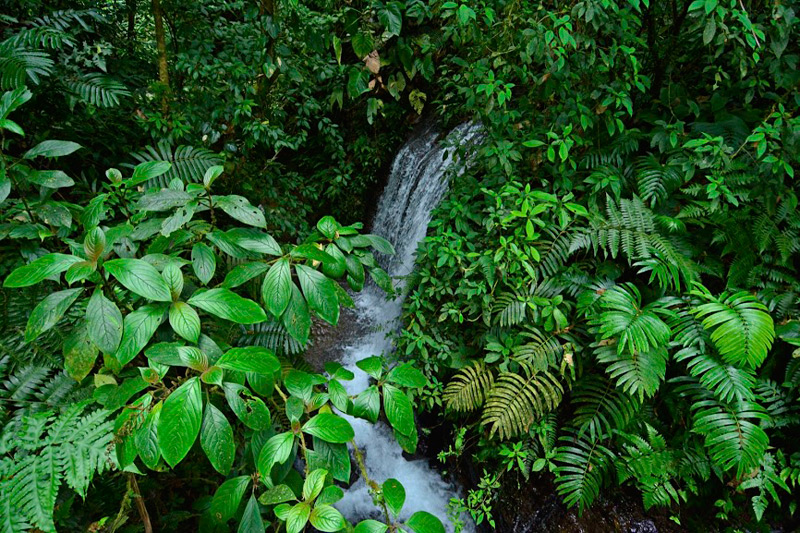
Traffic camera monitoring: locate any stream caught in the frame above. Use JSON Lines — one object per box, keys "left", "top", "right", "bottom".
{"left": 316, "top": 123, "right": 482, "bottom": 532}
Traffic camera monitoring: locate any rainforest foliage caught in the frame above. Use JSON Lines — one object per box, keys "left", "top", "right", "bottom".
{"left": 0, "top": 0, "right": 799, "bottom": 532}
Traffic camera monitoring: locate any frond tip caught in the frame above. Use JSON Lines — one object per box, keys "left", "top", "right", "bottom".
{"left": 443, "top": 361, "right": 494, "bottom": 413}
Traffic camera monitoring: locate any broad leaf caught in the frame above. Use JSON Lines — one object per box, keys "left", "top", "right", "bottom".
{"left": 302, "top": 413, "right": 354, "bottom": 443}
{"left": 24, "top": 140, "right": 81, "bottom": 159}
{"left": 383, "top": 384, "right": 415, "bottom": 436}
{"left": 25, "top": 288, "right": 82, "bottom": 341}
{"left": 114, "top": 304, "right": 166, "bottom": 365}
{"left": 216, "top": 346, "right": 280, "bottom": 375}
{"left": 309, "top": 504, "right": 346, "bottom": 532}
{"left": 210, "top": 475, "right": 251, "bottom": 524}
{"left": 104, "top": 258, "right": 172, "bottom": 301}
{"left": 4, "top": 253, "right": 81, "bottom": 287}
{"left": 188, "top": 288, "right": 266, "bottom": 324}
{"left": 63, "top": 323, "right": 99, "bottom": 381}
{"left": 216, "top": 195, "right": 267, "bottom": 227}
{"left": 282, "top": 284, "right": 311, "bottom": 345}
{"left": 257, "top": 432, "right": 295, "bottom": 477}
{"left": 158, "top": 377, "right": 202, "bottom": 467}
{"left": 382, "top": 478, "right": 405, "bottom": 517}
{"left": 201, "top": 402, "right": 235, "bottom": 476}
{"left": 192, "top": 242, "right": 216, "bottom": 285}
{"left": 169, "top": 301, "right": 201, "bottom": 342}
{"left": 86, "top": 290, "right": 123, "bottom": 354}
{"left": 262, "top": 259, "right": 292, "bottom": 317}
{"left": 406, "top": 511, "right": 445, "bottom": 533}
{"left": 296, "top": 264, "right": 339, "bottom": 325}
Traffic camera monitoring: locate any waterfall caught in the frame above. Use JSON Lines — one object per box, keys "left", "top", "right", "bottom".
{"left": 332, "top": 123, "right": 482, "bottom": 532}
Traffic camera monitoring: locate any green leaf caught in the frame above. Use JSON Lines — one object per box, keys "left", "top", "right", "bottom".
{"left": 221, "top": 262, "right": 270, "bottom": 289}
{"left": 4, "top": 253, "right": 81, "bottom": 287}
{"left": 353, "top": 386, "right": 380, "bottom": 423}
{"left": 224, "top": 383, "right": 271, "bottom": 430}
{"left": 27, "top": 170, "right": 74, "bottom": 188}
{"left": 135, "top": 402, "right": 162, "bottom": 469}
{"left": 282, "top": 284, "right": 311, "bottom": 345}
{"left": 363, "top": 234, "right": 395, "bottom": 255}
{"left": 114, "top": 304, "right": 166, "bottom": 365}
{"left": 310, "top": 504, "right": 346, "bottom": 532}
{"left": 386, "top": 364, "right": 426, "bottom": 388}
{"left": 130, "top": 161, "right": 172, "bottom": 185}
{"left": 169, "top": 301, "right": 201, "bottom": 342}
{"left": 317, "top": 216, "right": 339, "bottom": 239}
{"left": 216, "top": 195, "right": 267, "bottom": 227}
{"left": 285, "top": 503, "right": 311, "bottom": 533}
{"left": 65, "top": 260, "right": 96, "bottom": 284}
{"left": 383, "top": 384, "right": 415, "bottom": 436}
{"left": 84, "top": 227, "right": 106, "bottom": 261}
{"left": 204, "top": 165, "right": 223, "bottom": 188}
{"left": 192, "top": 242, "right": 216, "bottom": 285}
{"left": 351, "top": 33, "right": 373, "bottom": 59}
{"left": 201, "top": 402, "right": 235, "bottom": 476}
{"left": 135, "top": 189, "right": 192, "bottom": 211}
{"left": 238, "top": 495, "right": 266, "bottom": 533}
{"left": 317, "top": 485, "right": 344, "bottom": 506}
{"left": 226, "top": 228, "right": 281, "bottom": 255}
{"left": 383, "top": 478, "right": 405, "bottom": 517}
{"left": 63, "top": 323, "right": 99, "bottom": 381}
{"left": 210, "top": 475, "right": 251, "bottom": 524}
{"left": 356, "top": 356, "right": 383, "bottom": 379}
{"left": 377, "top": 2, "right": 402, "bottom": 35}
{"left": 354, "top": 520, "right": 389, "bottom": 533}
{"left": 303, "top": 469, "right": 327, "bottom": 501}
{"left": 262, "top": 259, "right": 293, "bottom": 317}
{"left": 23, "top": 140, "right": 82, "bottom": 159}
{"left": 406, "top": 511, "right": 445, "bottom": 533}
{"left": 328, "top": 378, "right": 351, "bottom": 413}
{"left": 158, "top": 377, "right": 203, "bottom": 467}
{"left": 25, "top": 288, "right": 82, "bottom": 342}
{"left": 307, "top": 439, "right": 351, "bottom": 483}
{"left": 257, "top": 432, "right": 296, "bottom": 477}
{"left": 291, "top": 244, "right": 338, "bottom": 266}
{"left": 188, "top": 288, "right": 267, "bottom": 324}
{"left": 216, "top": 346, "right": 280, "bottom": 375}
{"left": 302, "top": 413, "right": 354, "bottom": 443}
{"left": 322, "top": 244, "right": 347, "bottom": 279}
{"left": 104, "top": 258, "right": 172, "bottom": 302}
{"left": 260, "top": 484, "right": 297, "bottom": 505}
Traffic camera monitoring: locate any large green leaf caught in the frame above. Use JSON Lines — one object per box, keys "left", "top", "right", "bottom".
{"left": 25, "top": 288, "right": 82, "bottom": 341}
{"left": 354, "top": 520, "right": 388, "bottom": 533}
{"left": 221, "top": 262, "right": 270, "bottom": 288}
{"left": 86, "top": 289, "right": 123, "bottom": 354}
{"left": 3, "top": 253, "right": 81, "bottom": 287}
{"left": 104, "top": 258, "right": 172, "bottom": 302}
{"left": 63, "top": 322, "right": 99, "bottom": 381}
{"left": 309, "top": 504, "right": 346, "bottom": 532}
{"left": 295, "top": 264, "right": 339, "bottom": 326}
{"left": 114, "top": 304, "right": 166, "bottom": 365}
{"left": 216, "top": 195, "right": 267, "bottom": 227}
{"left": 169, "top": 301, "right": 201, "bottom": 342}
{"left": 210, "top": 475, "right": 251, "bottom": 524}
{"left": 302, "top": 413, "right": 354, "bottom": 443}
{"left": 238, "top": 495, "right": 266, "bottom": 533}
{"left": 282, "top": 284, "right": 311, "bottom": 345}
{"left": 216, "top": 346, "right": 280, "bottom": 375}
{"left": 158, "top": 377, "right": 202, "bottom": 467}
{"left": 262, "top": 259, "right": 292, "bottom": 317}
{"left": 224, "top": 383, "right": 271, "bottom": 430}
{"left": 135, "top": 402, "right": 162, "bottom": 470}
{"left": 192, "top": 242, "right": 216, "bottom": 285}
{"left": 303, "top": 469, "right": 327, "bottom": 501}
{"left": 406, "top": 511, "right": 445, "bottom": 533}
{"left": 285, "top": 503, "right": 311, "bottom": 533}
{"left": 226, "top": 228, "right": 281, "bottom": 255}
{"left": 188, "top": 288, "right": 266, "bottom": 324}
{"left": 383, "top": 384, "right": 415, "bottom": 436}
{"left": 257, "top": 431, "right": 295, "bottom": 477}
{"left": 23, "top": 139, "right": 81, "bottom": 159}
{"left": 382, "top": 479, "right": 405, "bottom": 517}
{"left": 200, "top": 402, "right": 235, "bottom": 476}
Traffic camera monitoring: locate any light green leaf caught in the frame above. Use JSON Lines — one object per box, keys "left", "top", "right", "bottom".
{"left": 303, "top": 469, "right": 328, "bottom": 501}
{"left": 302, "top": 413, "right": 354, "bottom": 443}
{"left": 188, "top": 288, "right": 266, "bottom": 324}
{"left": 309, "top": 504, "right": 346, "bottom": 532}
{"left": 257, "top": 432, "right": 296, "bottom": 477}
{"left": 216, "top": 346, "right": 280, "bottom": 375}
{"left": 114, "top": 304, "right": 166, "bottom": 365}
{"left": 25, "top": 288, "right": 82, "bottom": 342}
{"left": 285, "top": 503, "right": 311, "bottom": 533}
{"left": 226, "top": 228, "right": 281, "bottom": 255}
{"left": 354, "top": 520, "right": 389, "bottom": 533}
{"left": 406, "top": 511, "right": 445, "bottom": 533}
{"left": 259, "top": 484, "right": 297, "bottom": 505}
{"left": 169, "top": 301, "right": 201, "bottom": 342}
{"left": 4, "top": 253, "right": 81, "bottom": 287}
{"left": 104, "top": 258, "right": 172, "bottom": 302}
{"left": 221, "top": 262, "right": 270, "bottom": 289}
{"left": 263, "top": 259, "right": 292, "bottom": 317}
{"left": 192, "top": 242, "right": 216, "bottom": 285}
{"left": 27, "top": 170, "right": 74, "bottom": 188}
{"left": 296, "top": 264, "right": 339, "bottom": 326}
{"left": 238, "top": 495, "right": 266, "bottom": 533}
{"left": 158, "top": 377, "right": 203, "bottom": 467}
{"left": 210, "top": 475, "right": 251, "bottom": 524}
{"left": 201, "top": 402, "right": 235, "bottom": 476}
{"left": 382, "top": 478, "right": 405, "bottom": 517}
{"left": 383, "top": 384, "right": 415, "bottom": 436}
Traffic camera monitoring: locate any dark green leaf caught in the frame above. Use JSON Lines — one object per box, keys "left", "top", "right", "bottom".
{"left": 201, "top": 402, "right": 235, "bottom": 476}
{"left": 188, "top": 288, "right": 266, "bottom": 324}
{"left": 104, "top": 258, "right": 172, "bottom": 302}
{"left": 158, "top": 377, "right": 203, "bottom": 467}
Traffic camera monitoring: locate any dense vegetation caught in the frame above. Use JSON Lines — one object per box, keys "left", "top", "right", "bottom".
{"left": 0, "top": 1, "right": 799, "bottom": 532}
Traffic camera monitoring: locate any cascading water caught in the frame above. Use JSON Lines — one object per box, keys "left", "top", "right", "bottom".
{"left": 331, "top": 123, "right": 482, "bottom": 532}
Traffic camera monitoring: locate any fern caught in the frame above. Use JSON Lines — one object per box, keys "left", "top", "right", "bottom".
{"left": 592, "top": 283, "right": 672, "bottom": 356}
{"left": 129, "top": 144, "right": 223, "bottom": 188}
{"left": 635, "top": 155, "right": 682, "bottom": 207}
{"left": 237, "top": 319, "right": 305, "bottom": 357}
{"left": 512, "top": 326, "right": 564, "bottom": 371}
{"left": 0, "top": 45, "right": 54, "bottom": 89}
{"left": 570, "top": 375, "right": 641, "bottom": 440}
{"left": 615, "top": 425, "right": 685, "bottom": 509}
{"left": 691, "top": 286, "right": 775, "bottom": 369}
{"left": 674, "top": 347, "right": 757, "bottom": 403}
{"left": 553, "top": 429, "right": 615, "bottom": 514}
{"left": 596, "top": 344, "right": 668, "bottom": 400}
{"left": 442, "top": 361, "right": 494, "bottom": 412}
{"left": 481, "top": 364, "right": 563, "bottom": 439}
{"left": 0, "top": 402, "right": 114, "bottom": 532}
{"left": 691, "top": 398, "right": 770, "bottom": 477}
{"left": 64, "top": 73, "right": 130, "bottom": 108}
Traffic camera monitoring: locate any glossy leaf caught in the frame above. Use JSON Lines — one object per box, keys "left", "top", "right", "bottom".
{"left": 158, "top": 377, "right": 202, "bottom": 467}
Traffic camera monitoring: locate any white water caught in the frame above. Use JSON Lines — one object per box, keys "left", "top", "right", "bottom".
{"left": 333, "top": 123, "right": 482, "bottom": 532}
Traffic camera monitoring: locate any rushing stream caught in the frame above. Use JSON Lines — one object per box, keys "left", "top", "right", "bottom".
{"left": 327, "top": 123, "right": 482, "bottom": 531}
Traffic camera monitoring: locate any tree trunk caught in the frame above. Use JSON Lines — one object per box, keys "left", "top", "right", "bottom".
{"left": 127, "top": 0, "right": 136, "bottom": 52}
{"left": 152, "top": 0, "right": 170, "bottom": 111}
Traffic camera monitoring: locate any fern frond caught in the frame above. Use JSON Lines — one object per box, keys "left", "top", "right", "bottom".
{"left": 237, "top": 319, "right": 304, "bottom": 357}
{"left": 443, "top": 362, "right": 494, "bottom": 413}
{"left": 595, "top": 344, "right": 668, "bottom": 400}
{"left": 481, "top": 364, "right": 563, "bottom": 439}
{"left": 635, "top": 155, "right": 682, "bottom": 207}
{"left": 553, "top": 429, "right": 615, "bottom": 514}
{"left": 512, "top": 326, "right": 564, "bottom": 371}
{"left": 64, "top": 73, "right": 130, "bottom": 107}
{"left": 674, "top": 347, "right": 756, "bottom": 403}
{"left": 691, "top": 288, "right": 775, "bottom": 369}
{"left": 571, "top": 375, "right": 641, "bottom": 440}
{"left": 691, "top": 398, "right": 769, "bottom": 477}
{"left": 755, "top": 380, "right": 799, "bottom": 429}
{"left": 0, "top": 45, "right": 54, "bottom": 89}
{"left": 593, "top": 283, "right": 672, "bottom": 356}
{"left": 615, "top": 425, "right": 684, "bottom": 509}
